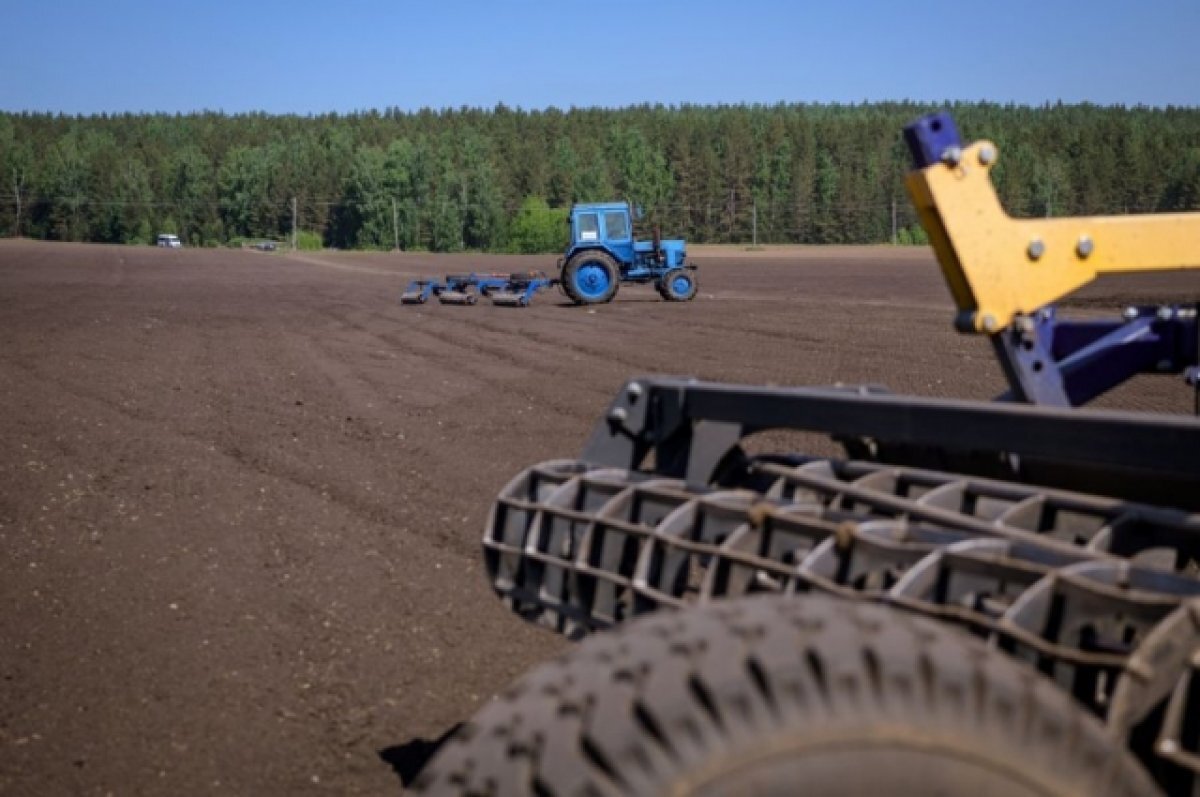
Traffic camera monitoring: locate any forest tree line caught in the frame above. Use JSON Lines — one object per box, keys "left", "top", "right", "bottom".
{"left": 1, "top": 102, "right": 1199, "bottom": 252}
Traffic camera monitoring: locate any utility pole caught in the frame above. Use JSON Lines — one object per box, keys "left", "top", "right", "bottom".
{"left": 891, "top": 197, "right": 897, "bottom": 244}
{"left": 291, "top": 197, "right": 298, "bottom": 250}
{"left": 392, "top": 197, "right": 400, "bottom": 251}
{"left": 752, "top": 200, "right": 758, "bottom": 247}
{"left": 728, "top": 189, "right": 735, "bottom": 242}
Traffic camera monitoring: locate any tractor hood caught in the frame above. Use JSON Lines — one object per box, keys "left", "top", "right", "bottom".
{"left": 634, "top": 239, "right": 686, "bottom": 254}
{"left": 635, "top": 238, "right": 687, "bottom": 267}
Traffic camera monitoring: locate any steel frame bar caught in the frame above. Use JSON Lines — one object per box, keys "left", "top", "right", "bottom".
{"left": 581, "top": 377, "right": 1200, "bottom": 505}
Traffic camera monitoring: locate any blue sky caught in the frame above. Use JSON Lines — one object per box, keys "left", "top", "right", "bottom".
{"left": 2, "top": 0, "right": 1197, "bottom": 114}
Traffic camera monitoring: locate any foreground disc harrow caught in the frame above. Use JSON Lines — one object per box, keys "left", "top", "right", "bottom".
{"left": 482, "top": 455, "right": 1200, "bottom": 786}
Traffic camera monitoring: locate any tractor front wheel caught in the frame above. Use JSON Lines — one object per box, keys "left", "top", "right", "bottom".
{"left": 658, "top": 268, "right": 698, "bottom": 302}
{"left": 562, "top": 251, "right": 619, "bottom": 305}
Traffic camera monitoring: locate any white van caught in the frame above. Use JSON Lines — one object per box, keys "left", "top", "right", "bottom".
{"left": 156, "top": 234, "right": 182, "bottom": 248}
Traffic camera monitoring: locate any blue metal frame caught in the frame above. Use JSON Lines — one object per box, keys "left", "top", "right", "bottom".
{"left": 445, "top": 273, "right": 511, "bottom": 294}
{"left": 903, "top": 111, "right": 962, "bottom": 168}
{"left": 491, "top": 273, "right": 558, "bottom": 307}
{"left": 994, "top": 306, "right": 1198, "bottom": 406}
{"left": 400, "top": 278, "right": 442, "bottom": 304}
{"left": 402, "top": 273, "right": 521, "bottom": 305}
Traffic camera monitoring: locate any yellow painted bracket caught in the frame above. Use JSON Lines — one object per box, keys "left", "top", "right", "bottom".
{"left": 905, "top": 141, "right": 1200, "bottom": 333}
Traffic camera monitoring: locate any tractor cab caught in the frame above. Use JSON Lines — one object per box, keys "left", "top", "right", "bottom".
{"left": 570, "top": 202, "right": 636, "bottom": 265}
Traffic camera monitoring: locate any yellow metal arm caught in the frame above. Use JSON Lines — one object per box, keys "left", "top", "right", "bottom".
{"left": 906, "top": 141, "right": 1200, "bottom": 333}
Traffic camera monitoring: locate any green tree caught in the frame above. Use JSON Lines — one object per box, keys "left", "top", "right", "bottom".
{"left": 218, "top": 145, "right": 277, "bottom": 239}
{"left": 810, "top": 150, "right": 839, "bottom": 243}
{"left": 41, "top": 132, "right": 91, "bottom": 241}
{"left": 1160, "top": 148, "right": 1200, "bottom": 211}
{"left": 508, "top": 196, "right": 567, "bottom": 253}
{"left": 547, "top": 138, "right": 578, "bottom": 207}
{"left": 339, "top": 146, "right": 390, "bottom": 248}
{"left": 607, "top": 126, "right": 672, "bottom": 215}
{"left": 97, "top": 157, "right": 154, "bottom": 243}
{"left": 572, "top": 156, "right": 614, "bottom": 204}
{"left": 165, "top": 146, "right": 217, "bottom": 245}
{"left": 460, "top": 133, "right": 505, "bottom": 250}
{"left": 0, "top": 119, "right": 34, "bottom": 237}
{"left": 753, "top": 118, "right": 793, "bottom": 242}
{"left": 386, "top": 137, "right": 433, "bottom": 249}
{"left": 426, "top": 144, "right": 465, "bottom": 252}
{"left": 1032, "top": 154, "right": 1071, "bottom": 217}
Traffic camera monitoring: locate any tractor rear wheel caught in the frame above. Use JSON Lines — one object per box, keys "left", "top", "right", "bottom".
{"left": 412, "top": 595, "right": 1159, "bottom": 797}
{"left": 658, "top": 268, "right": 698, "bottom": 301}
{"left": 562, "top": 251, "right": 619, "bottom": 305}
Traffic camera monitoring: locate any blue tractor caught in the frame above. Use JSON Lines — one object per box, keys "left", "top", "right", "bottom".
{"left": 558, "top": 201, "right": 698, "bottom": 305}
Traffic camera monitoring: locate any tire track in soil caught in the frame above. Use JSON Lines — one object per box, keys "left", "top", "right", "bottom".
{"left": 288, "top": 304, "right": 611, "bottom": 550}
{"left": 307, "top": 302, "right": 625, "bottom": 425}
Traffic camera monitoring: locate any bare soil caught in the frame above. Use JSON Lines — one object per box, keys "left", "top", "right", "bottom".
{"left": 0, "top": 240, "right": 1195, "bottom": 795}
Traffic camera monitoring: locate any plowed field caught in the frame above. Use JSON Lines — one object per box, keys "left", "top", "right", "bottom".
{"left": 1, "top": 240, "right": 1194, "bottom": 795}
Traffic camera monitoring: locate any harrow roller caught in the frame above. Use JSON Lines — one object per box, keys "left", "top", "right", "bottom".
{"left": 399, "top": 279, "right": 439, "bottom": 304}
{"left": 480, "top": 453, "right": 1200, "bottom": 785}
{"left": 489, "top": 271, "right": 557, "bottom": 307}
{"left": 436, "top": 289, "right": 477, "bottom": 305}
{"left": 488, "top": 291, "right": 528, "bottom": 307}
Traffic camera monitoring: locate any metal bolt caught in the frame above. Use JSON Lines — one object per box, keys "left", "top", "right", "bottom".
{"left": 978, "top": 145, "right": 996, "bottom": 166}
{"left": 954, "top": 312, "right": 977, "bottom": 333}
{"left": 1157, "top": 306, "right": 1174, "bottom": 321}
{"left": 627, "top": 382, "right": 643, "bottom": 401}
{"left": 941, "top": 146, "right": 963, "bottom": 167}
{"left": 1075, "top": 235, "right": 1093, "bottom": 258}
{"left": 608, "top": 407, "right": 628, "bottom": 424}
{"left": 1027, "top": 239, "right": 1045, "bottom": 261}
{"left": 1015, "top": 315, "right": 1036, "bottom": 335}
{"left": 981, "top": 314, "right": 998, "bottom": 333}
{"left": 1122, "top": 306, "right": 1139, "bottom": 321}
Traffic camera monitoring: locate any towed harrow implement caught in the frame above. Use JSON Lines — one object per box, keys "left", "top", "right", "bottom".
{"left": 412, "top": 113, "right": 1200, "bottom": 797}
{"left": 400, "top": 271, "right": 557, "bottom": 307}
{"left": 485, "top": 271, "right": 557, "bottom": 307}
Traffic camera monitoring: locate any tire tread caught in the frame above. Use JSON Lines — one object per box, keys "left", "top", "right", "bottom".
{"left": 412, "top": 596, "right": 1161, "bottom": 796}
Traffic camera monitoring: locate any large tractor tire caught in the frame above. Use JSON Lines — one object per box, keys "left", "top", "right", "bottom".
{"left": 413, "top": 595, "right": 1160, "bottom": 797}
{"left": 562, "top": 251, "right": 620, "bottom": 305}
{"left": 657, "top": 267, "right": 698, "bottom": 301}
